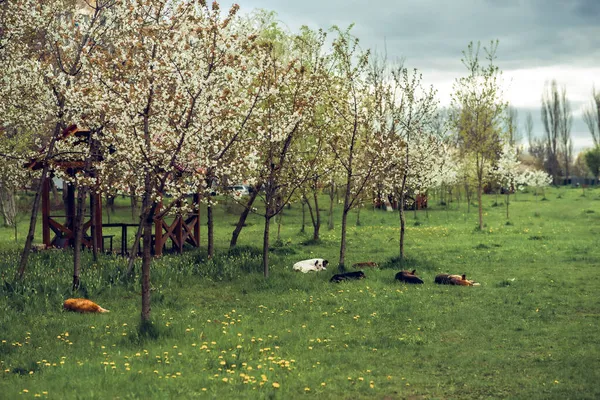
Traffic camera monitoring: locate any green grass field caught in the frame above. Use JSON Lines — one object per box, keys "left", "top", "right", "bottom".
{"left": 1, "top": 188, "right": 599, "bottom": 399}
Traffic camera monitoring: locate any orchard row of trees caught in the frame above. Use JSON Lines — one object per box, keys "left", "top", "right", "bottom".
{"left": 0, "top": 1, "right": 550, "bottom": 323}
{"left": 520, "top": 79, "right": 600, "bottom": 185}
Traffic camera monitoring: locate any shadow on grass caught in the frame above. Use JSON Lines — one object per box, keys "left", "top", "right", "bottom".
{"left": 379, "top": 255, "right": 437, "bottom": 272}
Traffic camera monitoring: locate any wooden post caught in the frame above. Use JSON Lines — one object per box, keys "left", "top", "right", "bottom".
{"left": 66, "top": 183, "right": 75, "bottom": 247}
{"left": 42, "top": 177, "right": 50, "bottom": 248}
{"left": 154, "top": 200, "right": 163, "bottom": 256}
{"left": 93, "top": 193, "right": 103, "bottom": 252}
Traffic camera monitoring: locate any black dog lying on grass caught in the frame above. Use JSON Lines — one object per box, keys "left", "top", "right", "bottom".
{"left": 330, "top": 271, "right": 366, "bottom": 283}
{"left": 395, "top": 269, "right": 424, "bottom": 284}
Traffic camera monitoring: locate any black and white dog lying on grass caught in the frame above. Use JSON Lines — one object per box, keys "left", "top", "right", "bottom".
{"left": 330, "top": 271, "right": 366, "bottom": 283}
{"left": 293, "top": 258, "right": 329, "bottom": 273}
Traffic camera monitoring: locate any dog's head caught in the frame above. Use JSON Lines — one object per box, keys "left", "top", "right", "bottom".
{"left": 314, "top": 259, "right": 329, "bottom": 270}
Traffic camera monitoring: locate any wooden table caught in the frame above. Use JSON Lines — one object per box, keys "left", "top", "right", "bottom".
{"left": 103, "top": 223, "right": 140, "bottom": 256}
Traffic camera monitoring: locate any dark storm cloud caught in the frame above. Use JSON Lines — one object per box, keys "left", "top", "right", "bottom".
{"left": 225, "top": 0, "right": 600, "bottom": 71}
{"left": 221, "top": 0, "right": 599, "bottom": 150}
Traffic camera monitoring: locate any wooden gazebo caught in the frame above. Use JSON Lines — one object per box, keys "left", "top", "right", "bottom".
{"left": 26, "top": 125, "right": 201, "bottom": 256}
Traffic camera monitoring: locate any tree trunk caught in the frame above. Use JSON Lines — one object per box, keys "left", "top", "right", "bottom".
{"left": 124, "top": 221, "right": 143, "bottom": 278}
{"left": 477, "top": 181, "right": 484, "bottom": 230}
{"left": 90, "top": 193, "right": 98, "bottom": 262}
{"left": 16, "top": 122, "right": 62, "bottom": 281}
{"left": 130, "top": 191, "right": 138, "bottom": 220}
{"left": 313, "top": 190, "right": 321, "bottom": 240}
{"left": 276, "top": 212, "right": 282, "bottom": 241}
{"left": 107, "top": 194, "right": 116, "bottom": 212}
{"left": 65, "top": 184, "right": 75, "bottom": 235}
{"left": 465, "top": 182, "right": 471, "bottom": 214}
{"left": 339, "top": 205, "right": 349, "bottom": 272}
{"left": 207, "top": 201, "right": 214, "bottom": 258}
{"left": 50, "top": 179, "right": 61, "bottom": 207}
{"left": 230, "top": 185, "right": 260, "bottom": 248}
{"left": 356, "top": 207, "right": 361, "bottom": 226}
{"left": 106, "top": 195, "right": 115, "bottom": 224}
{"left": 328, "top": 181, "right": 335, "bottom": 230}
{"left": 300, "top": 198, "right": 306, "bottom": 233}
{"left": 262, "top": 214, "right": 270, "bottom": 278}
{"left": 62, "top": 181, "right": 69, "bottom": 204}
{"left": 140, "top": 179, "right": 154, "bottom": 323}
{"left": 339, "top": 174, "right": 351, "bottom": 271}
{"left": 305, "top": 191, "right": 321, "bottom": 241}
{"left": 72, "top": 186, "right": 87, "bottom": 291}
{"left": 0, "top": 184, "right": 16, "bottom": 227}
{"left": 399, "top": 192, "right": 406, "bottom": 260}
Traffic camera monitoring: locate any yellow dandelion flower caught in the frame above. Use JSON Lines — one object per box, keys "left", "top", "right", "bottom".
{"left": 304, "top": 387, "right": 310, "bottom": 392}
{"left": 272, "top": 382, "right": 280, "bottom": 388}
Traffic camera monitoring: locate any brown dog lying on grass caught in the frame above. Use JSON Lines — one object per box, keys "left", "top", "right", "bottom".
{"left": 351, "top": 261, "right": 378, "bottom": 268}
{"left": 63, "top": 298, "right": 109, "bottom": 313}
{"left": 434, "top": 274, "right": 480, "bottom": 286}
{"left": 395, "top": 269, "right": 424, "bottom": 284}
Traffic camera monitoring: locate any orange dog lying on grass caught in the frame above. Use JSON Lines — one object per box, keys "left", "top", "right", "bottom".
{"left": 63, "top": 298, "right": 109, "bottom": 313}
{"left": 434, "top": 274, "right": 480, "bottom": 286}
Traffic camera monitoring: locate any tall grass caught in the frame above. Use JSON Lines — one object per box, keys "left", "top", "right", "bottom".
{"left": 0, "top": 188, "right": 599, "bottom": 399}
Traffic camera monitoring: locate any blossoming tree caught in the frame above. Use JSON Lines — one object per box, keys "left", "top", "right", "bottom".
{"left": 1, "top": 0, "right": 116, "bottom": 282}
{"left": 374, "top": 65, "right": 440, "bottom": 260}
{"left": 494, "top": 143, "right": 521, "bottom": 219}
{"left": 82, "top": 0, "right": 264, "bottom": 322}
{"left": 450, "top": 40, "right": 507, "bottom": 231}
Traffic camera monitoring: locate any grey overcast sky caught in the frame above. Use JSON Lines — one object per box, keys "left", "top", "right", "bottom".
{"left": 221, "top": 0, "right": 600, "bottom": 153}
